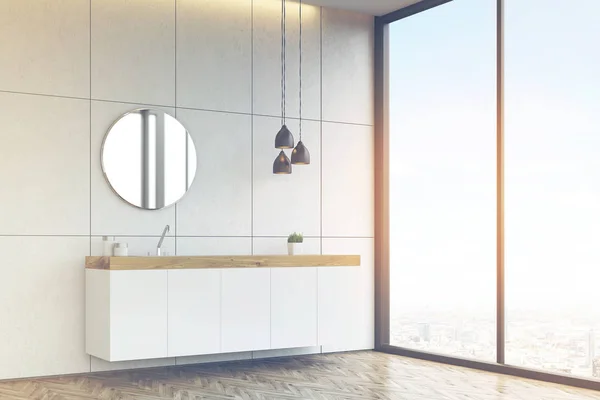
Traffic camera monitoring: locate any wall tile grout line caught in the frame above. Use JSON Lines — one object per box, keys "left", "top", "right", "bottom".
{"left": 89, "top": 0, "right": 93, "bottom": 374}
{"left": 174, "top": 0, "right": 177, "bottom": 111}
{"left": 93, "top": 97, "right": 176, "bottom": 109}
{"left": 0, "top": 234, "right": 177, "bottom": 237}
{"left": 318, "top": 4, "right": 324, "bottom": 350}
{"left": 170, "top": 0, "right": 176, "bottom": 356}
{"left": 250, "top": 0, "right": 254, "bottom": 256}
{"left": 320, "top": 119, "right": 372, "bottom": 127}
{"left": 174, "top": 0, "right": 178, "bottom": 257}
{"left": 0, "top": 89, "right": 373, "bottom": 128}
{"left": 319, "top": 6, "right": 324, "bottom": 255}
{"left": 0, "top": 234, "right": 374, "bottom": 239}
{"left": 0, "top": 89, "right": 87, "bottom": 101}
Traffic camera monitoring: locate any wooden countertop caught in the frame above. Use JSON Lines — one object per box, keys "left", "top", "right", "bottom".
{"left": 85, "top": 255, "right": 360, "bottom": 270}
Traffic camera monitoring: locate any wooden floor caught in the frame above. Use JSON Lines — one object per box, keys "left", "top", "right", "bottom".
{"left": 1, "top": 351, "right": 600, "bottom": 399}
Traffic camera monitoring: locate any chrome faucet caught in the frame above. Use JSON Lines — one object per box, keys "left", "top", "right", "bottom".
{"left": 157, "top": 224, "right": 170, "bottom": 256}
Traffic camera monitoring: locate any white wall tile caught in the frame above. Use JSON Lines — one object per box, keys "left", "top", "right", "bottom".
{"left": 91, "top": 236, "right": 176, "bottom": 257}
{"left": 176, "top": 351, "right": 252, "bottom": 366}
{"left": 0, "top": 0, "right": 90, "bottom": 98}
{"left": 319, "top": 238, "right": 374, "bottom": 352}
{"left": 253, "top": 1, "right": 321, "bottom": 120}
{"left": 177, "top": 237, "right": 252, "bottom": 256}
{"left": 177, "top": 0, "right": 252, "bottom": 113}
{"left": 91, "top": 101, "right": 176, "bottom": 236}
{"left": 91, "top": 0, "right": 175, "bottom": 105}
{"left": 253, "top": 116, "right": 321, "bottom": 237}
{"left": 175, "top": 109, "right": 252, "bottom": 237}
{"left": 322, "top": 122, "right": 374, "bottom": 237}
{"left": 0, "top": 93, "right": 89, "bottom": 235}
{"left": 322, "top": 8, "right": 373, "bottom": 125}
{"left": 0, "top": 237, "right": 91, "bottom": 380}
{"left": 252, "top": 0, "right": 284, "bottom": 118}
{"left": 298, "top": 3, "right": 322, "bottom": 121}
{"left": 253, "top": 237, "right": 320, "bottom": 255}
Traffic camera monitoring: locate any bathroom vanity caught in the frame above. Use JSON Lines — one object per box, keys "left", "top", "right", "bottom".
{"left": 85, "top": 255, "right": 360, "bottom": 362}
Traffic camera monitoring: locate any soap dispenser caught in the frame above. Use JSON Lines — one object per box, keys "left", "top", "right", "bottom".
{"left": 102, "top": 236, "right": 115, "bottom": 256}
{"left": 114, "top": 242, "right": 128, "bottom": 257}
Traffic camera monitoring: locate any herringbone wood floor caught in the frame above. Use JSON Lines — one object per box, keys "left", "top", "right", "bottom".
{"left": 1, "top": 351, "right": 600, "bottom": 400}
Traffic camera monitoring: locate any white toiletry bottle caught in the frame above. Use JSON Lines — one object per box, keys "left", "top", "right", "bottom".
{"left": 114, "top": 243, "right": 128, "bottom": 257}
{"left": 102, "top": 236, "right": 115, "bottom": 256}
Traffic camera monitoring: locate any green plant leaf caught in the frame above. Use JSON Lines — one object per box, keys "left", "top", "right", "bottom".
{"left": 287, "top": 232, "right": 304, "bottom": 243}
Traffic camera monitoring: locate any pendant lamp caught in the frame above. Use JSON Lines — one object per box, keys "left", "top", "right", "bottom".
{"left": 291, "top": 0, "right": 310, "bottom": 165}
{"left": 273, "top": 150, "right": 292, "bottom": 174}
{"left": 274, "top": 0, "right": 294, "bottom": 150}
{"left": 273, "top": 0, "right": 293, "bottom": 174}
{"left": 275, "top": 124, "right": 294, "bottom": 149}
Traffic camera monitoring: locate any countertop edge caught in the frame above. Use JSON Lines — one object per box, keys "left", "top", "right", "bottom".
{"left": 85, "top": 255, "right": 361, "bottom": 270}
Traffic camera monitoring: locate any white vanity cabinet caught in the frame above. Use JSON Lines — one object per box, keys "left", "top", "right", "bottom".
{"left": 270, "top": 267, "right": 318, "bottom": 349}
{"left": 221, "top": 269, "right": 271, "bottom": 352}
{"left": 85, "top": 269, "right": 168, "bottom": 362}
{"left": 167, "top": 269, "right": 221, "bottom": 357}
{"left": 85, "top": 255, "right": 359, "bottom": 362}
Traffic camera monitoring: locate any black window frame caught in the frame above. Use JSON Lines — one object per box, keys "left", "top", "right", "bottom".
{"left": 373, "top": 0, "right": 600, "bottom": 391}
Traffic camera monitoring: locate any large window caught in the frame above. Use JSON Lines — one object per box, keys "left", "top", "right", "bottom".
{"left": 381, "top": 0, "right": 600, "bottom": 387}
{"left": 505, "top": 0, "right": 600, "bottom": 379}
{"left": 389, "top": 0, "right": 497, "bottom": 361}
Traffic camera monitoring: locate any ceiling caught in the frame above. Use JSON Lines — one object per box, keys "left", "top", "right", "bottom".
{"left": 302, "top": 0, "right": 423, "bottom": 16}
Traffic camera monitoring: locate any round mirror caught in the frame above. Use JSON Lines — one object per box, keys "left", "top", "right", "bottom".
{"left": 101, "top": 109, "right": 197, "bottom": 210}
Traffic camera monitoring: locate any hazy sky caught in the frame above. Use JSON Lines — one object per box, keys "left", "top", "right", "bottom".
{"left": 389, "top": 0, "right": 600, "bottom": 313}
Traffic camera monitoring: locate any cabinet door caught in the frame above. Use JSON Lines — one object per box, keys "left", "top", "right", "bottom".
{"left": 318, "top": 266, "right": 366, "bottom": 352}
{"left": 271, "top": 267, "right": 318, "bottom": 349}
{"left": 110, "top": 270, "right": 168, "bottom": 361}
{"left": 167, "top": 269, "right": 221, "bottom": 357}
{"left": 221, "top": 268, "right": 270, "bottom": 352}
{"left": 319, "top": 239, "right": 373, "bottom": 352}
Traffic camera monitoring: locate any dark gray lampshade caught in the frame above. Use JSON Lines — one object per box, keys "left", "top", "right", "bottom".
{"left": 275, "top": 124, "right": 295, "bottom": 149}
{"left": 291, "top": 141, "right": 310, "bottom": 165}
{"left": 273, "top": 150, "right": 292, "bottom": 174}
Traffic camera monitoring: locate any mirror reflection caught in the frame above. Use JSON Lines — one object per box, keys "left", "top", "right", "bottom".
{"left": 101, "top": 109, "right": 197, "bottom": 210}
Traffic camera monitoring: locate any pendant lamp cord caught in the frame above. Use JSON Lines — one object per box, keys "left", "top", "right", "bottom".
{"left": 299, "top": 0, "right": 302, "bottom": 141}
{"left": 281, "top": 0, "right": 286, "bottom": 127}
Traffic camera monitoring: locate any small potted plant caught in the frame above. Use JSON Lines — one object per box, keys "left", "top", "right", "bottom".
{"left": 287, "top": 232, "right": 303, "bottom": 255}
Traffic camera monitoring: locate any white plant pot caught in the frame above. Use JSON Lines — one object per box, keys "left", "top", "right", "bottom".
{"left": 287, "top": 242, "right": 303, "bottom": 255}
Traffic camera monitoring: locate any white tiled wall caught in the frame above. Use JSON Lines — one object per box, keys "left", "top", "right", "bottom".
{"left": 0, "top": 237, "right": 91, "bottom": 379}
{"left": 253, "top": 116, "right": 321, "bottom": 237}
{"left": 0, "top": 0, "right": 90, "bottom": 98}
{"left": 175, "top": 109, "right": 253, "bottom": 237}
{"left": 177, "top": 0, "right": 252, "bottom": 113}
{"left": 0, "top": 0, "right": 374, "bottom": 380}
{"left": 91, "top": 0, "right": 176, "bottom": 105}
{"left": 0, "top": 93, "right": 90, "bottom": 236}
{"left": 322, "top": 122, "right": 375, "bottom": 237}
{"left": 322, "top": 8, "right": 374, "bottom": 125}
